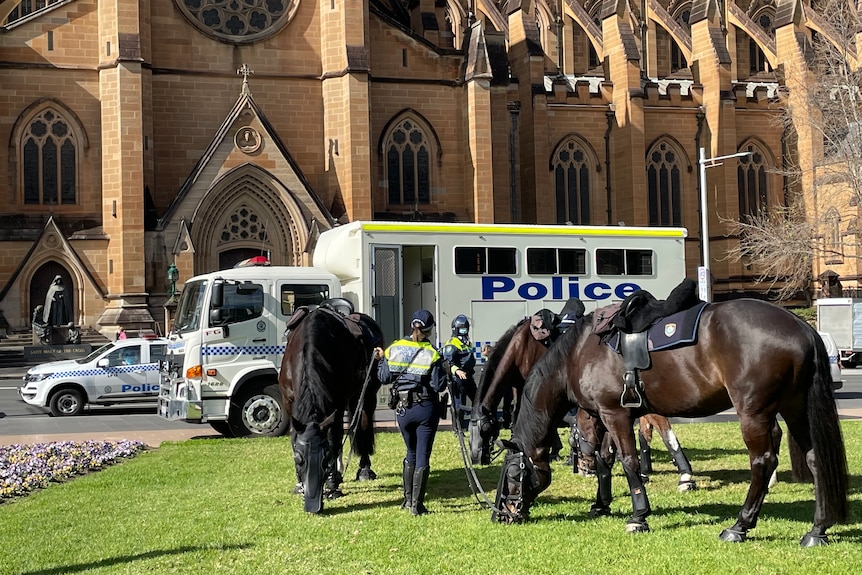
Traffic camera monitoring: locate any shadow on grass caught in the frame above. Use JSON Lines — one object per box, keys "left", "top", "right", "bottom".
{"left": 20, "top": 543, "right": 252, "bottom": 575}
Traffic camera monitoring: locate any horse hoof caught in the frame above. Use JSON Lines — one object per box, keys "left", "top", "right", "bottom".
{"left": 800, "top": 533, "right": 829, "bottom": 547}
{"left": 677, "top": 480, "right": 697, "bottom": 492}
{"left": 588, "top": 506, "right": 611, "bottom": 518}
{"left": 356, "top": 468, "right": 377, "bottom": 481}
{"left": 625, "top": 520, "right": 650, "bottom": 533}
{"left": 719, "top": 528, "right": 747, "bottom": 543}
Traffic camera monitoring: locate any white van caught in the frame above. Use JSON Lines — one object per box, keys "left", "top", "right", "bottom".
{"left": 20, "top": 338, "right": 168, "bottom": 416}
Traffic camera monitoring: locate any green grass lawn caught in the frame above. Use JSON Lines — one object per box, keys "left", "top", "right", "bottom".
{"left": 1, "top": 420, "right": 861, "bottom": 575}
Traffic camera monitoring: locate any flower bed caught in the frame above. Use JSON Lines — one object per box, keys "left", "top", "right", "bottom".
{"left": 0, "top": 440, "right": 146, "bottom": 500}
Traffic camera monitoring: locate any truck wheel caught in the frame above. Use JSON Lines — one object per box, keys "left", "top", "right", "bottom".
{"left": 49, "top": 388, "right": 85, "bottom": 417}
{"left": 228, "top": 383, "right": 289, "bottom": 437}
{"left": 208, "top": 421, "right": 235, "bottom": 437}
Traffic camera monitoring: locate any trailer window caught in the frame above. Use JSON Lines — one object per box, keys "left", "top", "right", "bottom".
{"left": 596, "top": 249, "right": 654, "bottom": 276}
{"left": 455, "top": 247, "right": 517, "bottom": 275}
{"left": 527, "top": 248, "right": 587, "bottom": 275}
{"left": 281, "top": 284, "right": 332, "bottom": 315}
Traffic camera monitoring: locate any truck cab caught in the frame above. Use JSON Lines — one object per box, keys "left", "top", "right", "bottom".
{"left": 158, "top": 266, "right": 341, "bottom": 437}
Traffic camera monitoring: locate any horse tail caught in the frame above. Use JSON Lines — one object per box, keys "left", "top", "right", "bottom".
{"left": 806, "top": 326, "right": 849, "bottom": 524}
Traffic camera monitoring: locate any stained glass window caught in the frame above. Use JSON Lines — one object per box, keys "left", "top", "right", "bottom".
{"left": 553, "top": 139, "right": 591, "bottom": 224}
{"left": 21, "top": 109, "right": 77, "bottom": 205}
{"left": 384, "top": 119, "right": 432, "bottom": 206}
{"left": 647, "top": 142, "right": 682, "bottom": 226}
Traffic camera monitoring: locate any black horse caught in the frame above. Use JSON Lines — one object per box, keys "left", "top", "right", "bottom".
{"left": 495, "top": 299, "right": 848, "bottom": 547}
{"left": 278, "top": 300, "right": 384, "bottom": 514}
{"left": 470, "top": 316, "right": 695, "bottom": 491}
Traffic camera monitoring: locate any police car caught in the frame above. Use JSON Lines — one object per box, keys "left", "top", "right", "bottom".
{"left": 19, "top": 337, "right": 168, "bottom": 416}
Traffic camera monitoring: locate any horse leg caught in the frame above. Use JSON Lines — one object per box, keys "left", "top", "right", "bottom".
{"left": 718, "top": 416, "right": 779, "bottom": 543}
{"left": 768, "top": 421, "right": 782, "bottom": 488}
{"left": 604, "top": 414, "right": 651, "bottom": 533}
{"left": 648, "top": 414, "right": 696, "bottom": 492}
{"left": 325, "top": 419, "right": 345, "bottom": 499}
{"left": 586, "top": 424, "right": 612, "bottom": 517}
{"left": 637, "top": 416, "right": 652, "bottom": 479}
{"left": 354, "top": 406, "right": 378, "bottom": 481}
{"left": 289, "top": 423, "right": 304, "bottom": 495}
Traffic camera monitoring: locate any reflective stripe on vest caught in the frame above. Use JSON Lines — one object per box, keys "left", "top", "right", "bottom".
{"left": 385, "top": 340, "right": 440, "bottom": 376}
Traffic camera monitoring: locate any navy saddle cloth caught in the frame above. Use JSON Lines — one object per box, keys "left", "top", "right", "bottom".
{"left": 607, "top": 301, "right": 708, "bottom": 352}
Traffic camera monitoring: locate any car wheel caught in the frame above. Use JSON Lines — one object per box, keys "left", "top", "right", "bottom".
{"left": 228, "top": 383, "right": 289, "bottom": 437}
{"left": 49, "top": 388, "right": 85, "bottom": 416}
{"left": 208, "top": 421, "right": 235, "bottom": 437}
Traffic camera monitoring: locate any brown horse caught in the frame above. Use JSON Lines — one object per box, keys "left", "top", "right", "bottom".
{"left": 469, "top": 316, "right": 695, "bottom": 491}
{"left": 495, "top": 300, "right": 849, "bottom": 546}
{"left": 278, "top": 301, "right": 384, "bottom": 514}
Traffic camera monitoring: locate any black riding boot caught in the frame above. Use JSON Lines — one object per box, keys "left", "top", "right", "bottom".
{"left": 401, "top": 459, "right": 414, "bottom": 510}
{"left": 411, "top": 466, "right": 430, "bottom": 515}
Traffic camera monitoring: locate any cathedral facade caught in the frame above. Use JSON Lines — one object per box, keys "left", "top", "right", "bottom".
{"left": 0, "top": 0, "right": 853, "bottom": 335}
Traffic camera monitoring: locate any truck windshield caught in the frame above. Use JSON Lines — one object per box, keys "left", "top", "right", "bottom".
{"left": 173, "top": 280, "right": 208, "bottom": 333}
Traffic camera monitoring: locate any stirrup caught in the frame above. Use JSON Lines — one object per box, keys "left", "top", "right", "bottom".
{"left": 620, "top": 387, "right": 643, "bottom": 409}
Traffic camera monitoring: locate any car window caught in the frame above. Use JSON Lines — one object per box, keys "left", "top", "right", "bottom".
{"left": 150, "top": 344, "right": 167, "bottom": 364}
{"left": 106, "top": 345, "right": 142, "bottom": 367}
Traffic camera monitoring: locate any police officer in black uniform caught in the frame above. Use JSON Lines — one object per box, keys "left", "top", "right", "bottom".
{"left": 442, "top": 314, "right": 477, "bottom": 428}
{"left": 375, "top": 309, "right": 446, "bottom": 515}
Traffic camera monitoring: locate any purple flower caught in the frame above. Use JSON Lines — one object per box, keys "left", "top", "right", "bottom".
{"left": 0, "top": 440, "right": 146, "bottom": 500}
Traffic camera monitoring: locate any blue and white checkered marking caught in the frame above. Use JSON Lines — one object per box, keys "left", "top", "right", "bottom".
{"left": 203, "top": 344, "right": 286, "bottom": 357}
{"left": 30, "top": 364, "right": 160, "bottom": 381}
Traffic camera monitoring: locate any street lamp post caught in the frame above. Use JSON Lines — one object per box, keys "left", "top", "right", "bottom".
{"left": 698, "top": 147, "right": 752, "bottom": 302}
{"left": 167, "top": 263, "right": 179, "bottom": 303}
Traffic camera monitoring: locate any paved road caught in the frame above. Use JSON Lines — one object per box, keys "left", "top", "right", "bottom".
{"left": 1, "top": 365, "right": 860, "bottom": 447}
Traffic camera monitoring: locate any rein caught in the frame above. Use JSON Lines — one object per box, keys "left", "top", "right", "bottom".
{"left": 341, "top": 357, "right": 379, "bottom": 474}
{"left": 449, "top": 403, "right": 510, "bottom": 517}
{"left": 447, "top": 376, "right": 508, "bottom": 515}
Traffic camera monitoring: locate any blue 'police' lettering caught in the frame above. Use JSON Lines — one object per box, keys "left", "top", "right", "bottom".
{"left": 481, "top": 276, "right": 643, "bottom": 301}
{"left": 121, "top": 383, "right": 157, "bottom": 393}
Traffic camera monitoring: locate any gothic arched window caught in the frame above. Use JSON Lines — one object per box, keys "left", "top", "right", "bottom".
{"left": 553, "top": 139, "right": 592, "bottom": 224}
{"left": 737, "top": 143, "right": 769, "bottom": 220}
{"left": 671, "top": 9, "right": 691, "bottom": 73}
{"left": 750, "top": 12, "right": 774, "bottom": 74}
{"left": 646, "top": 141, "right": 683, "bottom": 226}
{"left": 384, "top": 117, "right": 433, "bottom": 207}
{"left": 22, "top": 108, "right": 78, "bottom": 206}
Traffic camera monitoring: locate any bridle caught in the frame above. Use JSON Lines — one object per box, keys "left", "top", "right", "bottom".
{"left": 492, "top": 447, "right": 540, "bottom": 523}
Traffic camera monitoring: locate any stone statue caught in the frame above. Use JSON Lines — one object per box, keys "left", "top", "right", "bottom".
{"left": 43, "top": 275, "right": 73, "bottom": 327}
{"left": 31, "top": 304, "right": 50, "bottom": 344}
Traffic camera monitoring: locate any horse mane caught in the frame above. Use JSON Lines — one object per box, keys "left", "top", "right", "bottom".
{"left": 292, "top": 310, "right": 368, "bottom": 424}
{"left": 513, "top": 314, "right": 592, "bottom": 450}
{"left": 476, "top": 317, "right": 530, "bottom": 405}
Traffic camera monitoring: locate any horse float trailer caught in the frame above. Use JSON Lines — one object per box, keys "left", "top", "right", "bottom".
{"left": 158, "top": 221, "right": 689, "bottom": 437}
{"left": 816, "top": 297, "right": 862, "bottom": 368}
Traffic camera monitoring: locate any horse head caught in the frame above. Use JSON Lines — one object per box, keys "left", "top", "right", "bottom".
{"left": 468, "top": 405, "right": 500, "bottom": 465}
{"left": 492, "top": 438, "right": 550, "bottom": 524}
{"left": 293, "top": 421, "right": 335, "bottom": 514}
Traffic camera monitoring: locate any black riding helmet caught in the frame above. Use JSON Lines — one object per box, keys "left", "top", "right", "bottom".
{"left": 452, "top": 314, "right": 470, "bottom": 337}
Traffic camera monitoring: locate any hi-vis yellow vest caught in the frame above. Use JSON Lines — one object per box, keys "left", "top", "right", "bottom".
{"left": 385, "top": 339, "right": 441, "bottom": 386}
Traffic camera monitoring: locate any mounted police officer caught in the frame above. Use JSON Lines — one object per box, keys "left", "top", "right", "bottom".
{"left": 374, "top": 309, "right": 446, "bottom": 515}
{"left": 442, "top": 314, "right": 477, "bottom": 428}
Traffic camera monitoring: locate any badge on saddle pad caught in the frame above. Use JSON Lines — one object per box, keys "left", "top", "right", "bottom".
{"left": 664, "top": 323, "right": 677, "bottom": 337}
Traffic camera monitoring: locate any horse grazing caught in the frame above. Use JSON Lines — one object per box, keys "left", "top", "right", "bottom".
{"left": 495, "top": 299, "right": 848, "bottom": 546}
{"left": 470, "top": 315, "right": 695, "bottom": 491}
{"left": 278, "top": 300, "right": 384, "bottom": 514}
